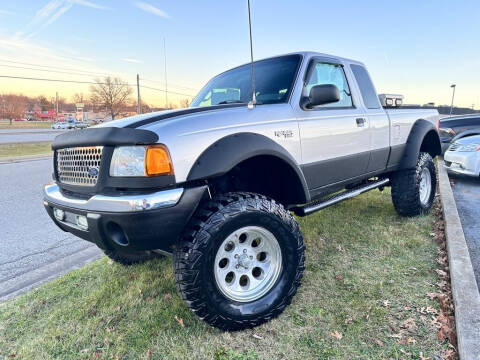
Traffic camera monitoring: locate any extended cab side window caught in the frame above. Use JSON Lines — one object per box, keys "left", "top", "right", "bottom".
{"left": 350, "top": 64, "right": 381, "bottom": 109}
{"left": 305, "top": 62, "right": 353, "bottom": 108}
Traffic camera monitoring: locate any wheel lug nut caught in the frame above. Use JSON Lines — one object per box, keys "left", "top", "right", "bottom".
{"left": 243, "top": 249, "right": 247, "bottom": 253}
{"left": 234, "top": 254, "right": 239, "bottom": 258}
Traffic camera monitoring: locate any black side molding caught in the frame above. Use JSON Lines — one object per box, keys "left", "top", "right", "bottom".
{"left": 51, "top": 127, "right": 159, "bottom": 150}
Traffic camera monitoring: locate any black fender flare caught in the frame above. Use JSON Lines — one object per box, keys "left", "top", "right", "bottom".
{"left": 187, "top": 132, "right": 310, "bottom": 203}
{"left": 399, "top": 119, "right": 441, "bottom": 169}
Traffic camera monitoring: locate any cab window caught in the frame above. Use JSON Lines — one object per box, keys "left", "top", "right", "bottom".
{"left": 305, "top": 63, "right": 353, "bottom": 108}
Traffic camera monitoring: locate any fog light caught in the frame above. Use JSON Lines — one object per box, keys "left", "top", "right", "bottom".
{"left": 76, "top": 215, "right": 89, "bottom": 230}
{"left": 53, "top": 208, "right": 65, "bottom": 221}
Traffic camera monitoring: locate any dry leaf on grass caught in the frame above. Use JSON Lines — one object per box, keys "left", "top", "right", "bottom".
{"left": 164, "top": 293, "right": 172, "bottom": 300}
{"left": 344, "top": 316, "right": 353, "bottom": 324}
{"left": 174, "top": 315, "right": 184, "bottom": 327}
{"left": 147, "top": 348, "right": 152, "bottom": 359}
{"left": 374, "top": 338, "right": 384, "bottom": 347}
{"left": 252, "top": 334, "right": 263, "bottom": 340}
{"left": 335, "top": 274, "right": 344, "bottom": 281}
{"left": 330, "top": 331, "right": 343, "bottom": 340}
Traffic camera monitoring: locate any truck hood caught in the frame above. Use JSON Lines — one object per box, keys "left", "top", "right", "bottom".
{"left": 94, "top": 104, "right": 246, "bottom": 130}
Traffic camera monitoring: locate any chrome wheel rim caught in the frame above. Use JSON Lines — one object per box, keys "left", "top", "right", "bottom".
{"left": 214, "top": 226, "right": 282, "bottom": 302}
{"left": 419, "top": 167, "right": 432, "bottom": 205}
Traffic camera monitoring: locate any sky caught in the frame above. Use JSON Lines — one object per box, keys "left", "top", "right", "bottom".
{"left": 0, "top": 0, "right": 479, "bottom": 108}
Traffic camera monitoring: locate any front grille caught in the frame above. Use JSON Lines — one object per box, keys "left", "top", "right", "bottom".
{"left": 448, "top": 143, "right": 459, "bottom": 151}
{"left": 56, "top": 146, "right": 103, "bottom": 186}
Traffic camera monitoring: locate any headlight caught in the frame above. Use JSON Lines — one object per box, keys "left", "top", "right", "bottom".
{"left": 440, "top": 127, "right": 455, "bottom": 136}
{"left": 455, "top": 143, "right": 480, "bottom": 152}
{"left": 110, "top": 145, "right": 173, "bottom": 177}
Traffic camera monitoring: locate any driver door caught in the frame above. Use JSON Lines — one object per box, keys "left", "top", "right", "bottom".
{"left": 297, "top": 58, "right": 371, "bottom": 190}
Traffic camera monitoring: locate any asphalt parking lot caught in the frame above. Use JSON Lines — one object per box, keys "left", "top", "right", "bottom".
{"left": 0, "top": 128, "right": 67, "bottom": 144}
{"left": 0, "top": 158, "right": 102, "bottom": 301}
{"left": 449, "top": 172, "right": 480, "bottom": 289}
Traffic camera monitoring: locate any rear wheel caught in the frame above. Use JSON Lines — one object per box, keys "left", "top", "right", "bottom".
{"left": 174, "top": 192, "right": 305, "bottom": 331}
{"left": 104, "top": 249, "right": 163, "bottom": 266}
{"left": 391, "top": 152, "right": 436, "bottom": 217}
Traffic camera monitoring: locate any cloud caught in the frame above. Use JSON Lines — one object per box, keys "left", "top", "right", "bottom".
{"left": 16, "top": 0, "right": 108, "bottom": 40}
{"left": 134, "top": 1, "right": 169, "bottom": 18}
{"left": 122, "top": 58, "right": 144, "bottom": 64}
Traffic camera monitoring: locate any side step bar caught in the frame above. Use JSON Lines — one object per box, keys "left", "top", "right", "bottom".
{"left": 292, "top": 178, "right": 390, "bottom": 217}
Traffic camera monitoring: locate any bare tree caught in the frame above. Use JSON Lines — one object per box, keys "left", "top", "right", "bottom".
{"left": 1, "top": 94, "right": 28, "bottom": 125}
{"left": 73, "top": 93, "right": 86, "bottom": 104}
{"left": 90, "top": 77, "right": 133, "bottom": 120}
{"left": 179, "top": 98, "right": 191, "bottom": 108}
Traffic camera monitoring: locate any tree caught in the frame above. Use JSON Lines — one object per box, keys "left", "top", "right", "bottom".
{"left": 38, "top": 96, "right": 52, "bottom": 111}
{"left": 1, "top": 94, "right": 28, "bottom": 125}
{"left": 179, "top": 98, "right": 191, "bottom": 108}
{"left": 73, "top": 93, "right": 86, "bottom": 104}
{"left": 90, "top": 77, "right": 132, "bottom": 120}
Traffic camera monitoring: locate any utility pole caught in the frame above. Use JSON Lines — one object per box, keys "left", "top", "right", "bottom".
{"left": 164, "top": 37, "right": 168, "bottom": 109}
{"left": 137, "top": 74, "right": 141, "bottom": 114}
{"left": 55, "top": 91, "right": 59, "bottom": 122}
{"left": 449, "top": 84, "right": 456, "bottom": 116}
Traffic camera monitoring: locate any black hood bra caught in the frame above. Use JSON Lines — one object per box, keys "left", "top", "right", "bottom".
{"left": 125, "top": 103, "right": 246, "bottom": 129}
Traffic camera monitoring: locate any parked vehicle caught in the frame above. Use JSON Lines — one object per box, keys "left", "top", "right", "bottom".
{"left": 51, "top": 122, "right": 69, "bottom": 130}
{"left": 444, "top": 134, "right": 480, "bottom": 176}
{"left": 74, "top": 121, "right": 89, "bottom": 129}
{"left": 440, "top": 114, "right": 480, "bottom": 153}
{"left": 43, "top": 52, "right": 441, "bottom": 330}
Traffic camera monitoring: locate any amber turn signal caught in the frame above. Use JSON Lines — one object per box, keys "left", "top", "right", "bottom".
{"left": 145, "top": 145, "right": 174, "bottom": 176}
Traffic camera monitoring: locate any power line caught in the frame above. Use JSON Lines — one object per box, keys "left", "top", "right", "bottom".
{"left": 140, "top": 84, "right": 195, "bottom": 97}
{"left": 140, "top": 77, "right": 198, "bottom": 91}
{"left": 0, "top": 74, "right": 196, "bottom": 97}
{"left": 0, "top": 58, "right": 113, "bottom": 77}
{"left": 0, "top": 58, "right": 199, "bottom": 93}
{"left": 0, "top": 63, "right": 111, "bottom": 78}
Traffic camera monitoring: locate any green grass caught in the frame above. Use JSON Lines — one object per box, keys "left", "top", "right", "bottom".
{"left": 0, "top": 142, "right": 52, "bottom": 159}
{"left": 0, "top": 190, "right": 448, "bottom": 359}
{"left": 0, "top": 121, "right": 53, "bottom": 129}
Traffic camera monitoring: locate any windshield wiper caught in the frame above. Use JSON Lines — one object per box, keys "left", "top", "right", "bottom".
{"left": 216, "top": 100, "right": 246, "bottom": 105}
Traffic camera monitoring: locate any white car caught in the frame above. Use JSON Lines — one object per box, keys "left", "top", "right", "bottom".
{"left": 51, "top": 122, "right": 69, "bottom": 130}
{"left": 444, "top": 135, "right": 480, "bottom": 176}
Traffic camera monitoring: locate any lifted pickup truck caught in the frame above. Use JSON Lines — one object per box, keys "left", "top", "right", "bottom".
{"left": 44, "top": 52, "right": 441, "bottom": 330}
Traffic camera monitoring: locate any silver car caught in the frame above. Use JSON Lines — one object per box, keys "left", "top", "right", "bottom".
{"left": 444, "top": 135, "right": 480, "bottom": 176}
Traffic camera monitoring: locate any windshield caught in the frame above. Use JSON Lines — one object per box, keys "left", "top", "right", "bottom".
{"left": 191, "top": 54, "right": 301, "bottom": 107}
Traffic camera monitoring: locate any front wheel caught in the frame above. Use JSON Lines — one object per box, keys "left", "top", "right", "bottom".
{"left": 174, "top": 192, "right": 305, "bottom": 331}
{"left": 391, "top": 152, "right": 436, "bottom": 217}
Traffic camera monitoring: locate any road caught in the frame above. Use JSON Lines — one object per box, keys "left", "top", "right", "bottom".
{"left": 450, "top": 173, "right": 480, "bottom": 289}
{"left": 0, "top": 128, "right": 67, "bottom": 144}
{"left": 0, "top": 158, "right": 103, "bottom": 300}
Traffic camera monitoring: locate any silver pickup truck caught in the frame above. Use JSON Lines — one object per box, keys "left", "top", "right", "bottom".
{"left": 43, "top": 52, "right": 441, "bottom": 330}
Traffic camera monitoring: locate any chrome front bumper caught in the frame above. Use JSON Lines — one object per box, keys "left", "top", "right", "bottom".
{"left": 43, "top": 183, "right": 184, "bottom": 212}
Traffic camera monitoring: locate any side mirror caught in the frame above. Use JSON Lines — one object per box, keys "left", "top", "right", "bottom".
{"left": 302, "top": 84, "right": 340, "bottom": 109}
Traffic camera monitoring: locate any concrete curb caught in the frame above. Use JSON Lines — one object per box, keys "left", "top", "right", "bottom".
{"left": 0, "top": 153, "right": 52, "bottom": 164}
{"left": 0, "top": 245, "right": 103, "bottom": 302}
{"left": 438, "top": 159, "right": 480, "bottom": 359}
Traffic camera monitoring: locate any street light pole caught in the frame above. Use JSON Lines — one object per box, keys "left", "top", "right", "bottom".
{"left": 449, "top": 84, "right": 456, "bottom": 116}
{"left": 163, "top": 37, "right": 168, "bottom": 109}
{"left": 136, "top": 74, "right": 141, "bottom": 115}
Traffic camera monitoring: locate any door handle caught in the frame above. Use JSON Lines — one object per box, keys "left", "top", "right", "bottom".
{"left": 356, "top": 118, "right": 366, "bottom": 127}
